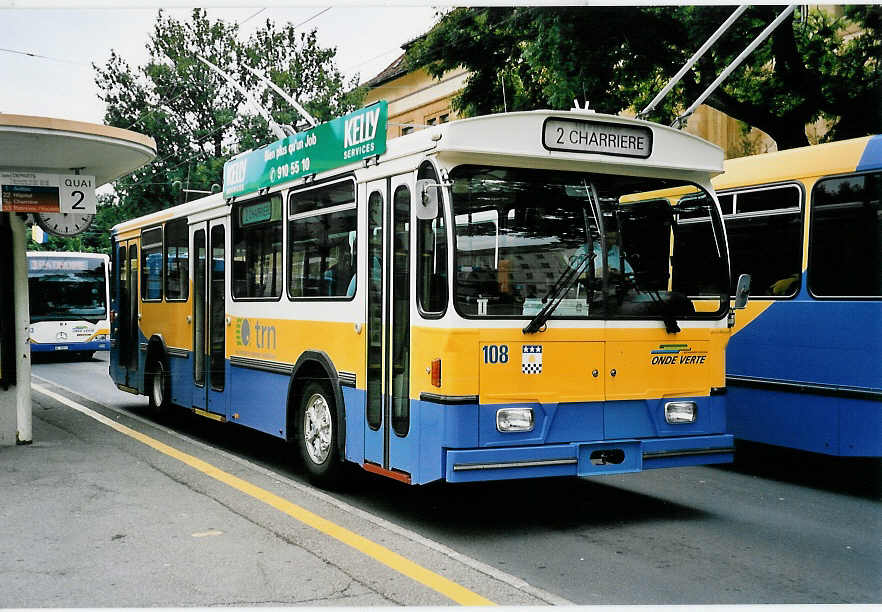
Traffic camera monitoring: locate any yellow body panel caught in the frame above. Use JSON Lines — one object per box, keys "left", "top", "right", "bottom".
{"left": 713, "top": 137, "right": 871, "bottom": 191}
{"left": 412, "top": 325, "right": 729, "bottom": 403}
{"left": 131, "top": 315, "right": 735, "bottom": 404}
{"left": 228, "top": 317, "right": 367, "bottom": 382}
{"left": 479, "top": 340, "right": 605, "bottom": 404}
{"left": 140, "top": 300, "right": 192, "bottom": 349}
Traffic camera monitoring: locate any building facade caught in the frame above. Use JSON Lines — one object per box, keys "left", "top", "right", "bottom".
{"left": 363, "top": 52, "right": 777, "bottom": 159}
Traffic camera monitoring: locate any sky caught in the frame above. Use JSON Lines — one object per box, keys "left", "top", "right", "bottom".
{"left": 0, "top": 5, "right": 440, "bottom": 126}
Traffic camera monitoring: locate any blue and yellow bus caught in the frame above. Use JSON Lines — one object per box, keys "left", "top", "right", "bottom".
{"left": 712, "top": 136, "right": 881, "bottom": 457}
{"left": 110, "top": 106, "right": 743, "bottom": 486}
{"left": 27, "top": 251, "right": 111, "bottom": 359}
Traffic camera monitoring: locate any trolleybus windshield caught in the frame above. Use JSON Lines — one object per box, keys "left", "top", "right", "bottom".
{"left": 27, "top": 256, "right": 108, "bottom": 323}
{"left": 450, "top": 165, "right": 728, "bottom": 321}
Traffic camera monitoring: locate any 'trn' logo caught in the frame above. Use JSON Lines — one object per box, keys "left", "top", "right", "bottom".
{"left": 236, "top": 318, "right": 277, "bottom": 350}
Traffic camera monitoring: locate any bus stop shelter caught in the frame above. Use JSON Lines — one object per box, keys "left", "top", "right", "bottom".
{"left": 0, "top": 114, "right": 156, "bottom": 445}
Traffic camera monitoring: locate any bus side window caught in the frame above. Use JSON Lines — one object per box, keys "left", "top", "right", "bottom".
{"left": 141, "top": 227, "right": 163, "bottom": 301}
{"left": 417, "top": 161, "right": 448, "bottom": 315}
{"left": 164, "top": 218, "right": 189, "bottom": 301}
{"left": 728, "top": 185, "right": 802, "bottom": 297}
{"left": 810, "top": 171, "right": 882, "bottom": 298}
{"left": 288, "top": 179, "right": 357, "bottom": 299}
{"left": 233, "top": 195, "right": 283, "bottom": 299}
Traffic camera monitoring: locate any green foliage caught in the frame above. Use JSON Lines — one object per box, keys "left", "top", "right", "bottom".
{"left": 409, "top": 6, "right": 882, "bottom": 150}
{"left": 80, "top": 7, "right": 365, "bottom": 253}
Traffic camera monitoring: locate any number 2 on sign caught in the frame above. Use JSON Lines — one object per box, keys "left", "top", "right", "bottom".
{"left": 483, "top": 344, "right": 509, "bottom": 364}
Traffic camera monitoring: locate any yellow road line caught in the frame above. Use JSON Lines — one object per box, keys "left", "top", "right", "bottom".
{"left": 31, "top": 383, "right": 495, "bottom": 606}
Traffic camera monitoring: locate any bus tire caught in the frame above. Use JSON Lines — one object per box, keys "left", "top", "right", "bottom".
{"left": 148, "top": 357, "right": 171, "bottom": 419}
{"left": 297, "top": 381, "right": 343, "bottom": 487}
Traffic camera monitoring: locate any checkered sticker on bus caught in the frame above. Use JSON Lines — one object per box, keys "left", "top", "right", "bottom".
{"left": 522, "top": 344, "right": 543, "bottom": 374}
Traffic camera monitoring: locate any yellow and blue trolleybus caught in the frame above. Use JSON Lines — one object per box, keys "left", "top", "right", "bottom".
{"left": 709, "top": 135, "right": 882, "bottom": 457}
{"left": 111, "top": 103, "right": 741, "bottom": 485}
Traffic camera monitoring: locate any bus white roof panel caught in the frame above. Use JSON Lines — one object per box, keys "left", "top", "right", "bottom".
{"left": 111, "top": 192, "right": 226, "bottom": 235}
{"left": 427, "top": 110, "right": 723, "bottom": 177}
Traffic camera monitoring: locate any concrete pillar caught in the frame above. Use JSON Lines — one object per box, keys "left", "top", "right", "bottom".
{"left": 12, "top": 215, "right": 32, "bottom": 443}
{"left": 0, "top": 214, "right": 31, "bottom": 445}
{"left": 0, "top": 216, "right": 18, "bottom": 445}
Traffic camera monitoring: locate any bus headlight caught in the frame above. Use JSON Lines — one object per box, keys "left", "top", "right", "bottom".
{"left": 665, "top": 401, "right": 697, "bottom": 424}
{"left": 95, "top": 334, "right": 108, "bottom": 341}
{"left": 496, "top": 408, "right": 534, "bottom": 432}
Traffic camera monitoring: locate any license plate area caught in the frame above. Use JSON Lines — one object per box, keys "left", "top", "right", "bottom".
{"left": 577, "top": 440, "right": 642, "bottom": 476}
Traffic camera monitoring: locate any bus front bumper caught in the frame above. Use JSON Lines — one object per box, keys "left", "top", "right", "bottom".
{"left": 444, "top": 434, "right": 734, "bottom": 483}
{"left": 30, "top": 341, "right": 110, "bottom": 353}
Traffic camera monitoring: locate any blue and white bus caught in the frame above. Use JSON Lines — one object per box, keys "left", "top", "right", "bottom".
{"left": 27, "top": 251, "right": 111, "bottom": 359}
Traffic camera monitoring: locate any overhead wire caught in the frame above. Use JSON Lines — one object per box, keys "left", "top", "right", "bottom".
{"left": 107, "top": 7, "right": 511, "bottom": 194}
{"left": 0, "top": 46, "right": 91, "bottom": 67}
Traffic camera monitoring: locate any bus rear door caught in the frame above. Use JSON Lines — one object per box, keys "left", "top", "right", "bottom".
{"left": 114, "top": 239, "right": 140, "bottom": 389}
{"left": 364, "top": 175, "right": 415, "bottom": 480}
{"left": 190, "top": 220, "right": 228, "bottom": 418}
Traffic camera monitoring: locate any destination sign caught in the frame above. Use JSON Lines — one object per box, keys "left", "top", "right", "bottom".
{"left": 0, "top": 172, "right": 97, "bottom": 213}
{"left": 542, "top": 118, "right": 652, "bottom": 159}
{"left": 224, "top": 101, "right": 387, "bottom": 199}
{"left": 240, "top": 196, "right": 282, "bottom": 226}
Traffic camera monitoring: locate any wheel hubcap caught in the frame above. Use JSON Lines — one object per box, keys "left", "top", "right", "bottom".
{"left": 152, "top": 365, "right": 164, "bottom": 406}
{"left": 303, "top": 393, "right": 332, "bottom": 464}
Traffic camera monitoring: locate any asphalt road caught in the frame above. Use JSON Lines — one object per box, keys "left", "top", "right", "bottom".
{"left": 32, "top": 351, "right": 882, "bottom": 604}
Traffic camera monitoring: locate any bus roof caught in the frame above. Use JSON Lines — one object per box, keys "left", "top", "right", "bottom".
{"left": 427, "top": 110, "right": 724, "bottom": 179}
{"left": 114, "top": 110, "right": 725, "bottom": 235}
{"left": 714, "top": 135, "right": 881, "bottom": 190}
{"left": 112, "top": 192, "right": 226, "bottom": 237}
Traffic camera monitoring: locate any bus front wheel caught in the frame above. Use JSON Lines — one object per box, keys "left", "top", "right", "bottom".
{"left": 148, "top": 358, "right": 171, "bottom": 418}
{"left": 297, "top": 382, "right": 342, "bottom": 486}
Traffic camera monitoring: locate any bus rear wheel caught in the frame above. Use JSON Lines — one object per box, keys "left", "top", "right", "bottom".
{"left": 297, "top": 382, "right": 342, "bottom": 487}
{"left": 148, "top": 358, "right": 171, "bottom": 418}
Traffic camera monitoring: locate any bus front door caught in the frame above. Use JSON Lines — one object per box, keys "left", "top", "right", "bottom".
{"left": 114, "top": 239, "right": 140, "bottom": 389}
{"left": 364, "top": 175, "right": 414, "bottom": 480}
{"left": 190, "top": 220, "right": 228, "bottom": 418}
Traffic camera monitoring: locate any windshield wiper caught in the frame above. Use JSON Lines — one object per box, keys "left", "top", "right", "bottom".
{"left": 523, "top": 251, "right": 593, "bottom": 334}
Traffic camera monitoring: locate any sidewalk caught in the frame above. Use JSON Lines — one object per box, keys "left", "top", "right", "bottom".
{"left": 0, "top": 380, "right": 558, "bottom": 607}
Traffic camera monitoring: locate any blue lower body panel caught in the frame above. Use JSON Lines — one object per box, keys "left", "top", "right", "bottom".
{"left": 31, "top": 341, "right": 109, "bottom": 353}
{"left": 728, "top": 385, "right": 882, "bottom": 457}
{"left": 444, "top": 434, "right": 734, "bottom": 483}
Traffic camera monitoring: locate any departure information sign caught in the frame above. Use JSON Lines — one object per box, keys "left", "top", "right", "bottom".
{"left": 0, "top": 172, "right": 97, "bottom": 213}
{"left": 542, "top": 118, "right": 652, "bottom": 159}
{"left": 223, "top": 101, "right": 387, "bottom": 199}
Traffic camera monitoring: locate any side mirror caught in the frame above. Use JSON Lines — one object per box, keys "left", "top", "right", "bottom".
{"left": 415, "top": 179, "right": 440, "bottom": 220}
{"left": 733, "top": 273, "right": 751, "bottom": 309}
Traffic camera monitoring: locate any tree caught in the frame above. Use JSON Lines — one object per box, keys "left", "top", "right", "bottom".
{"left": 88, "top": 8, "right": 364, "bottom": 245}
{"left": 409, "top": 6, "right": 882, "bottom": 149}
